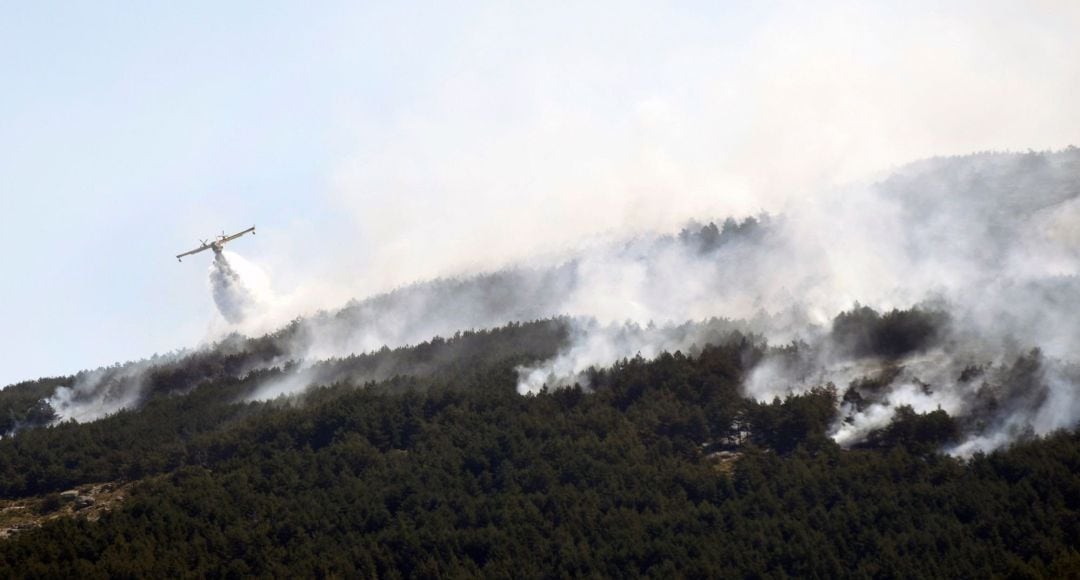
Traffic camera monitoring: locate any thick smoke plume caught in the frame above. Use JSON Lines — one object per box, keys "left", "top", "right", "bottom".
{"left": 235, "top": 150, "right": 1080, "bottom": 458}
{"left": 510, "top": 149, "right": 1080, "bottom": 455}
{"left": 23, "top": 150, "right": 1080, "bottom": 459}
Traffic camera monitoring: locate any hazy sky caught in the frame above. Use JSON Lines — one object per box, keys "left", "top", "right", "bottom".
{"left": 2, "top": 1, "right": 1079, "bottom": 386}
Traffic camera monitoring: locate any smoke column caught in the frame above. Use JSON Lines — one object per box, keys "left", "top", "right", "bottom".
{"left": 509, "top": 150, "right": 1080, "bottom": 456}
{"left": 26, "top": 149, "right": 1080, "bottom": 459}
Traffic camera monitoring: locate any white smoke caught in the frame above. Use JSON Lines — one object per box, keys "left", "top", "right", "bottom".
{"left": 324, "top": 2, "right": 1080, "bottom": 297}
{"left": 512, "top": 149, "right": 1080, "bottom": 455}
{"left": 245, "top": 217, "right": 810, "bottom": 402}
{"left": 515, "top": 318, "right": 755, "bottom": 395}
{"left": 46, "top": 360, "right": 158, "bottom": 423}
{"left": 34, "top": 148, "right": 1080, "bottom": 460}
{"left": 23, "top": 149, "right": 1080, "bottom": 460}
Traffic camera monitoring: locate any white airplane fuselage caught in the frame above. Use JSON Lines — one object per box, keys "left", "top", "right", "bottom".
{"left": 176, "top": 226, "right": 255, "bottom": 262}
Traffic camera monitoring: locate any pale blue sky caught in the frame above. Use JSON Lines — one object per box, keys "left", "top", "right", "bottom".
{"left": 2, "top": 1, "right": 1077, "bottom": 386}
{"left": 1, "top": 1, "right": 399, "bottom": 382}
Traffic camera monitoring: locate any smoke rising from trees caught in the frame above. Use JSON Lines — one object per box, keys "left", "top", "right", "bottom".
{"left": 15, "top": 149, "right": 1080, "bottom": 458}
{"left": 225, "top": 149, "right": 1080, "bottom": 456}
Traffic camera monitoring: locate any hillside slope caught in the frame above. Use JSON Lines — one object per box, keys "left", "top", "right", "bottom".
{"left": 0, "top": 325, "right": 1078, "bottom": 577}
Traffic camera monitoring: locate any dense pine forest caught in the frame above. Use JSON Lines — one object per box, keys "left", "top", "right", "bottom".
{"left": 0, "top": 314, "right": 1078, "bottom": 577}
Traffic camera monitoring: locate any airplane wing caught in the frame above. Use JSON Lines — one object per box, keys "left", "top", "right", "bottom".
{"left": 221, "top": 226, "right": 256, "bottom": 244}
{"left": 176, "top": 245, "right": 210, "bottom": 261}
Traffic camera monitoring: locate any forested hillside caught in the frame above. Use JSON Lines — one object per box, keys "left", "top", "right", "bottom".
{"left": 0, "top": 315, "right": 1078, "bottom": 577}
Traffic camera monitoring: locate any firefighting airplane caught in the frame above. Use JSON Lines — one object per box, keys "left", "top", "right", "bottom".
{"left": 176, "top": 226, "right": 255, "bottom": 262}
